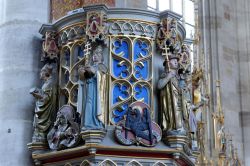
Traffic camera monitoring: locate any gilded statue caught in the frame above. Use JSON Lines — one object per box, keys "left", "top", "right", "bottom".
{"left": 77, "top": 45, "right": 108, "bottom": 130}
{"left": 217, "top": 126, "right": 226, "bottom": 153}
{"left": 232, "top": 149, "right": 242, "bottom": 166}
{"left": 190, "top": 68, "right": 209, "bottom": 150}
{"left": 30, "top": 64, "right": 57, "bottom": 143}
{"left": 157, "top": 53, "right": 186, "bottom": 135}
{"left": 47, "top": 105, "right": 80, "bottom": 150}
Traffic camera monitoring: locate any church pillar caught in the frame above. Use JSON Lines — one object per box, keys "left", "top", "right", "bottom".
{"left": 238, "top": 0, "right": 250, "bottom": 164}
{"left": 0, "top": 0, "right": 50, "bottom": 165}
{"left": 201, "top": 0, "right": 245, "bottom": 163}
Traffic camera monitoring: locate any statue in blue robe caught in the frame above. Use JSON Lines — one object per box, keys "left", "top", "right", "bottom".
{"left": 77, "top": 45, "right": 108, "bottom": 130}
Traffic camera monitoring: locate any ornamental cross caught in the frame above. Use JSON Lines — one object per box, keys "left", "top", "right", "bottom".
{"left": 162, "top": 44, "right": 170, "bottom": 71}
{"left": 84, "top": 41, "right": 92, "bottom": 56}
{"left": 84, "top": 41, "right": 92, "bottom": 65}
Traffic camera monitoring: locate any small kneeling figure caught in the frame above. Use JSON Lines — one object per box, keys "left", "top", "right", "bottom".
{"left": 47, "top": 105, "right": 80, "bottom": 150}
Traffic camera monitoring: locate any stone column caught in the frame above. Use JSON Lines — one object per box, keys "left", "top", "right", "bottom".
{"left": 0, "top": 0, "right": 49, "bottom": 165}
{"left": 238, "top": 0, "right": 250, "bottom": 164}
{"left": 201, "top": 0, "right": 250, "bottom": 164}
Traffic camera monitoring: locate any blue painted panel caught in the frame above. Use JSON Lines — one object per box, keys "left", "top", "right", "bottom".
{"left": 133, "top": 41, "right": 149, "bottom": 60}
{"left": 78, "top": 46, "right": 84, "bottom": 58}
{"left": 134, "top": 85, "right": 150, "bottom": 104}
{"left": 134, "top": 60, "right": 149, "bottom": 80}
{"left": 112, "top": 84, "right": 129, "bottom": 104}
{"left": 111, "top": 38, "right": 152, "bottom": 124}
{"left": 113, "top": 104, "right": 129, "bottom": 123}
{"left": 64, "top": 71, "right": 69, "bottom": 83}
{"left": 113, "top": 59, "right": 129, "bottom": 78}
{"left": 64, "top": 50, "right": 70, "bottom": 66}
{"left": 113, "top": 40, "right": 129, "bottom": 59}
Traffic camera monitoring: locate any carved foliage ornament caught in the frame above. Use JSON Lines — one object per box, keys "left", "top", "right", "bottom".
{"left": 42, "top": 31, "right": 59, "bottom": 62}
{"left": 157, "top": 18, "right": 181, "bottom": 53}
{"left": 86, "top": 11, "right": 107, "bottom": 42}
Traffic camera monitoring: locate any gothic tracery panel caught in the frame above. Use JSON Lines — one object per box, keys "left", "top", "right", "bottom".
{"left": 59, "top": 39, "right": 87, "bottom": 108}
{"left": 110, "top": 35, "right": 153, "bottom": 124}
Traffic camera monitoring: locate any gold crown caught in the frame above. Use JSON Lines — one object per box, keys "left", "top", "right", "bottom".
{"left": 192, "top": 68, "right": 203, "bottom": 85}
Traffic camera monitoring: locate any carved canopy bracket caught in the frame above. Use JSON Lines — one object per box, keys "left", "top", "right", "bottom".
{"left": 86, "top": 10, "right": 107, "bottom": 43}
{"left": 156, "top": 17, "right": 182, "bottom": 54}
{"left": 42, "top": 31, "right": 59, "bottom": 62}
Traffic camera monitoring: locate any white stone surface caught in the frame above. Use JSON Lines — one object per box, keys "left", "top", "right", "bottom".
{"left": 0, "top": 0, "right": 49, "bottom": 165}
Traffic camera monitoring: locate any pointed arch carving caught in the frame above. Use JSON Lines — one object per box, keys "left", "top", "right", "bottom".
{"left": 152, "top": 161, "right": 167, "bottom": 166}
{"left": 64, "top": 163, "right": 72, "bottom": 166}
{"left": 126, "top": 160, "right": 143, "bottom": 166}
{"left": 98, "top": 159, "right": 117, "bottom": 166}
{"left": 80, "top": 160, "right": 91, "bottom": 166}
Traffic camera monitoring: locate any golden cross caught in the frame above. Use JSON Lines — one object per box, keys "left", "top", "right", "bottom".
{"left": 84, "top": 41, "right": 92, "bottom": 65}
{"left": 162, "top": 44, "right": 170, "bottom": 71}
{"left": 162, "top": 44, "right": 170, "bottom": 59}
{"left": 84, "top": 41, "right": 92, "bottom": 56}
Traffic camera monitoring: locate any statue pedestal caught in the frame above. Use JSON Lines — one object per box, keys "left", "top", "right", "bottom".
{"left": 163, "top": 134, "right": 192, "bottom": 156}
{"left": 81, "top": 130, "right": 106, "bottom": 145}
{"left": 191, "top": 150, "right": 200, "bottom": 162}
{"left": 218, "top": 153, "right": 226, "bottom": 165}
{"left": 164, "top": 135, "right": 189, "bottom": 148}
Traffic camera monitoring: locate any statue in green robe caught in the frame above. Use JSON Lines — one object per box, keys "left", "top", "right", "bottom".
{"left": 30, "top": 64, "right": 57, "bottom": 143}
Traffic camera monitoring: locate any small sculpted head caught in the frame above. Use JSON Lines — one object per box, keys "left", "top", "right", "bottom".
{"left": 169, "top": 58, "right": 178, "bottom": 69}
{"left": 92, "top": 45, "right": 103, "bottom": 63}
{"left": 40, "top": 64, "right": 53, "bottom": 81}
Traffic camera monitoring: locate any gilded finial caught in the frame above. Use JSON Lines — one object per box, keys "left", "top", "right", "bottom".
{"left": 216, "top": 80, "right": 224, "bottom": 125}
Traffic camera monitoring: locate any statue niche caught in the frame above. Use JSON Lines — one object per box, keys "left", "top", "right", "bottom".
{"left": 30, "top": 64, "right": 57, "bottom": 143}
{"left": 47, "top": 105, "right": 80, "bottom": 150}
{"left": 77, "top": 45, "right": 108, "bottom": 131}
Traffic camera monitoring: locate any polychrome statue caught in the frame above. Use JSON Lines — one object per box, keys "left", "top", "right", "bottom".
{"left": 190, "top": 68, "right": 210, "bottom": 150}
{"left": 47, "top": 105, "right": 80, "bottom": 150}
{"left": 77, "top": 45, "right": 108, "bottom": 130}
{"left": 157, "top": 52, "right": 186, "bottom": 136}
{"left": 30, "top": 64, "right": 57, "bottom": 143}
